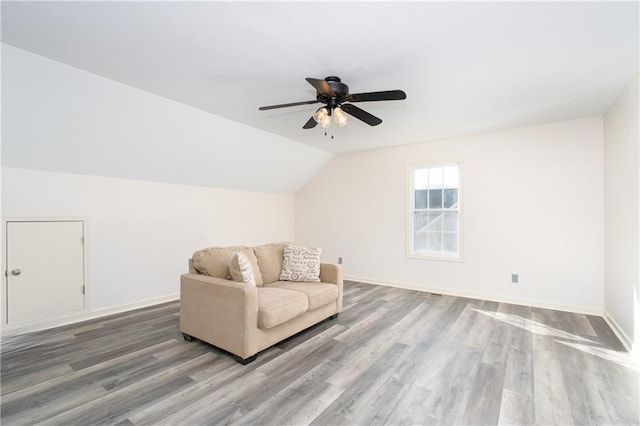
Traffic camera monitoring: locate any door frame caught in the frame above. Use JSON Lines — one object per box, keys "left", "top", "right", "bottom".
{"left": 1, "top": 216, "right": 90, "bottom": 329}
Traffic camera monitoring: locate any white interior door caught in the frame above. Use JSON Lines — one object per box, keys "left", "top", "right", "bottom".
{"left": 6, "top": 221, "right": 85, "bottom": 324}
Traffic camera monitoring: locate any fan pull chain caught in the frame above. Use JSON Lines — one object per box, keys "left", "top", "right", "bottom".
{"left": 323, "top": 119, "right": 336, "bottom": 139}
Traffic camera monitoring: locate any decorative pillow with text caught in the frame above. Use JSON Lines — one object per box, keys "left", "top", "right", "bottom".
{"left": 229, "top": 252, "right": 257, "bottom": 286}
{"left": 279, "top": 244, "right": 322, "bottom": 282}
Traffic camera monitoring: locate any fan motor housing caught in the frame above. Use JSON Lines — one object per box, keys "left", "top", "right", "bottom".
{"left": 318, "top": 76, "right": 349, "bottom": 105}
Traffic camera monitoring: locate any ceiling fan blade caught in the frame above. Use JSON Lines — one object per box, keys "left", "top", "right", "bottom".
{"left": 305, "top": 78, "right": 335, "bottom": 96}
{"left": 303, "top": 116, "right": 318, "bottom": 129}
{"left": 259, "top": 100, "right": 318, "bottom": 111}
{"left": 341, "top": 104, "right": 382, "bottom": 126}
{"left": 345, "top": 90, "right": 407, "bottom": 103}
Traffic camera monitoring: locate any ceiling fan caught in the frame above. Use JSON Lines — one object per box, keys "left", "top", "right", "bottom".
{"left": 258, "top": 76, "right": 407, "bottom": 129}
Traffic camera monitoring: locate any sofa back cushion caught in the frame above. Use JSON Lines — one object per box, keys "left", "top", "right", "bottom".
{"left": 192, "top": 246, "right": 264, "bottom": 286}
{"left": 254, "top": 242, "right": 288, "bottom": 284}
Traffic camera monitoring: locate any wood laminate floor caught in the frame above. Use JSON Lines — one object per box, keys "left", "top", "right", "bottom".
{"left": 1, "top": 281, "right": 638, "bottom": 425}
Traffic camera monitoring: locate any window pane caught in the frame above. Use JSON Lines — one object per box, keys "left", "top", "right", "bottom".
{"left": 443, "top": 212, "right": 458, "bottom": 232}
{"left": 443, "top": 188, "right": 458, "bottom": 208}
{"left": 427, "top": 212, "right": 442, "bottom": 232}
{"left": 414, "top": 232, "right": 428, "bottom": 252}
{"left": 414, "top": 212, "right": 430, "bottom": 231}
{"left": 415, "top": 189, "right": 428, "bottom": 209}
{"left": 410, "top": 163, "right": 460, "bottom": 258}
{"left": 429, "top": 189, "right": 442, "bottom": 208}
{"left": 428, "top": 167, "right": 443, "bottom": 189}
{"left": 414, "top": 169, "right": 429, "bottom": 190}
{"left": 427, "top": 232, "right": 442, "bottom": 252}
{"left": 443, "top": 232, "right": 458, "bottom": 253}
{"left": 443, "top": 165, "right": 459, "bottom": 188}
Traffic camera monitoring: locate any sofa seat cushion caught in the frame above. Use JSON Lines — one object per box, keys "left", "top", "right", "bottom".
{"left": 193, "top": 246, "right": 264, "bottom": 286}
{"left": 266, "top": 282, "right": 338, "bottom": 311}
{"left": 258, "top": 287, "right": 309, "bottom": 329}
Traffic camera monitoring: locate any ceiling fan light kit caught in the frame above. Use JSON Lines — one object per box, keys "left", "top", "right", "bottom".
{"left": 333, "top": 107, "right": 348, "bottom": 127}
{"left": 314, "top": 105, "right": 348, "bottom": 128}
{"left": 259, "top": 76, "right": 406, "bottom": 135}
{"left": 313, "top": 107, "right": 331, "bottom": 128}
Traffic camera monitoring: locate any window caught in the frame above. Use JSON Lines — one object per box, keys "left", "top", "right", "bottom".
{"left": 408, "top": 163, "right": 461, "bottom": 260}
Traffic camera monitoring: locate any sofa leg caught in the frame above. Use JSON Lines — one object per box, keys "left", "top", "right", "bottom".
{"left": 329, "top": 313, "right": 339, "bottom": 320}
{"left": 182, "top": 333, "right": 193, "bottom": 342}
{"left": 234, "top": 354, "right": 257, "bottom": 365}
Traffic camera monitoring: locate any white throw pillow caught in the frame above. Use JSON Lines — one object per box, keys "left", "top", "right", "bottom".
{"left": 279, "top": 244, "right": 322, "bottom": 282}
{"left": 229, "top": 252, "right": 256, "bottom": 286}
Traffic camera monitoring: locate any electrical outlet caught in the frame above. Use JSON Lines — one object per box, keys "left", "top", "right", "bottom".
{"left": 511, "top": 273, "right": 519, "bottom": 284}
{"left": 338, "top": 257, "right": 343, "bottom": 265}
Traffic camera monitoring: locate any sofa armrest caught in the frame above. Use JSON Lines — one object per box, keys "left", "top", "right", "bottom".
{"left": 319, "top": 263, "right": 342, "bottom": 284}
{"left": 320, "top": 263, "right": 343, "bottom": 312}
{"left": 180, "top": 273, "right": 258, "bottom": 358}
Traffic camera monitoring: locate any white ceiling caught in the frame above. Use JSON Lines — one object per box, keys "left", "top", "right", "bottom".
{"left": 1, "top": 1, "right": 638, "bottom": 154}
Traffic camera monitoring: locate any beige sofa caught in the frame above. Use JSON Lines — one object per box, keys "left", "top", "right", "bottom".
{"left": 180, "top": 242, "right": 343, "bottom": 364}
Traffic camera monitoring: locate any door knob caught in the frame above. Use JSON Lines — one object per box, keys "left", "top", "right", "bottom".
{"left": 11, "top": 269, "right": 21, "bottom": 276}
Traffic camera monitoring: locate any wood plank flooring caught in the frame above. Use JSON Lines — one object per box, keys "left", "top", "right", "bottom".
{"left": 1, "top": 281, "right": 638, "bottom": 425}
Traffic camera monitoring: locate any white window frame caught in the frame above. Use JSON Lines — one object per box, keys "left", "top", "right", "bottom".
{"left": 406, "top": 161, "right": 463, "bottom": 262}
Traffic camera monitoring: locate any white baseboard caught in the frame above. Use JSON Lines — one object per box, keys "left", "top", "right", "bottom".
{"left": 345, "top": 275, "right": 604, "bottom": 316}
{"left": 603, "top": 310, "right": 634, "bottom": 353}
{"left": 1, "top": 293, "right": 179, "bottom": 337}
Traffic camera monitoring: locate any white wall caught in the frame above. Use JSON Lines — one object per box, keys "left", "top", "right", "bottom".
{"left": 296, "top": 117, "right": 605, "bottom": 314}
{"left": 0, "top": 44, "right": 321, "bottom": 332}
{"left": 603, "top": 73, "right": 639, "bottom": 352}
{"left": 2, "top": 167, "right": 295, "bottom": 316}
{"left": 1, "top": 44, "right": 333, "bottom": 194}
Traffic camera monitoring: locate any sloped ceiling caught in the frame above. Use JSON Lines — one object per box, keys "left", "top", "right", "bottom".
{"left": 2, "top": 44, "right": 333, "bottom": 193}
{"left": 2, "top": 1, "right": 637, "bottom": 154}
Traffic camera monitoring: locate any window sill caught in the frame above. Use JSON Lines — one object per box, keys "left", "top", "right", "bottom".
{"left": 406, "top": 253, "right": 463, "bottom": 263}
